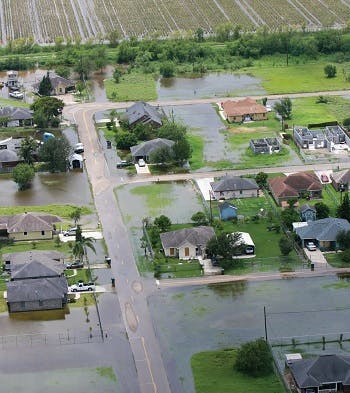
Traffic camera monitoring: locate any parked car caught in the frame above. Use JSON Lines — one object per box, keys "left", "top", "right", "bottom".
{"left": 63, "top": 227, "right": 77, "bottom": 236}
{"left": 245, "top": 246, "right": 255, "bottom": 254}
{"left": 69, "top": 282, "right": 95, "bottom": 292}
{"left": 65, "top": 260, "right": 84, "bottom": 269}
{"left": 138, "top": 159, "right": 146, "bottom": 167}
{"left": 116, "top": 160, "right": 131, "bottom": 168}
{"left": 306, "top": 242, "right": 317, "bottom": 251}
{"left": 74, "top": 142, "right": 84, "bottom": 154}
{"left": 320, "top": 173, "right": 329, "bottom": 183}
{"left": 9, "top": 91, "right": 23, "bottom": 99}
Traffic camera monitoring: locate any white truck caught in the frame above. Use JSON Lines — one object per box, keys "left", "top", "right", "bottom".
{"left": 69, "top": 282, "right": 95, "bottom": 292}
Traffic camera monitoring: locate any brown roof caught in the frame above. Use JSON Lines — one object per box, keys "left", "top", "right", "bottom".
{"left": 222, "top": 98, "right": 267, "bottom": 117}
{"left": 268, "top": 177, "right": 299, "bottom": 199}
{"left": 2, "top": 212, "right": 61, "bottom": 233}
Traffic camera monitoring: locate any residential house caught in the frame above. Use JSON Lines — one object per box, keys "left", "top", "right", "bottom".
{"left": 331, "top": 169, "right": 350, "bottom": 192}
{"left": 249, "top": 137, "right": 280, "bottom": 154}
{"left": 6, "top": 70, "right": 19, "bottom": 90}
{"left": 268, "top": 172, "right": 322, "bottom": 206}
{"left": 126, "top": 101, "right": 164, "bottom": 128}
{"left": 211, "top": 175, "right": 259, "bottom": 200}
{"left": 160, "top": 226, "right": 215, "bottom": 260}
{"left": 0, "top": 212, "right": 61, "bottom": 241}
{"left": 0, "top": 149, "right": 21, "bottom": 168}
{"left": 0, "top": 107, "right": 33, "bottom": 127}
{"left": 32, "top": 73, "right": 75, "bottom": 95}
{"left": 218, "top": 202, "right": 237, "bottom": 221}
{"left": 6, "top": 259, "right": 67, "bottom": 312}
{"left": 300, "top": 204, "right": 316, "bottom": 222}
{"left": 2, "top": 250, "right": 66, "bottom": 271}
{"left": 289, "top": 354, "right": 350, "bottom": 393}
{"left": 294, "top": 217, "right": 350, "bottom": 250}
{"left": 130, "top": 138, "right": 174, "bottom": 162}
{"left": 221, "top": 98, "right": 267, "bottom": 123}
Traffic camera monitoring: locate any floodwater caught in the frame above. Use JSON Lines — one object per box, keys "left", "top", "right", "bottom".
{"left": 91, "top": 66, "right": 114, "bottom": 103}
{"left": 163, "top": 104, "right": 229, "bottom": 164}
{"left": 157, "top": 73, "right": 265, "bottom": 101}
{"left": 149, "top": 275, "right": 350, "bottom": 393}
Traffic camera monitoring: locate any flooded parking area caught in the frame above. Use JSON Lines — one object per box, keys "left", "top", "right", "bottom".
{"left": 157, "top": 73, "right": 265, "bottom": 101}
{"left": 149, "top": 275, "right": 350, "bottom": 393}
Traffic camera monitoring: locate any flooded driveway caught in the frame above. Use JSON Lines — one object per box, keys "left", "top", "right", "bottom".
{"left": 149, "top": 276, "right": 350, "bottom": 393}
{"left": 157, "top": 73, "right": 265, "bottom": 101}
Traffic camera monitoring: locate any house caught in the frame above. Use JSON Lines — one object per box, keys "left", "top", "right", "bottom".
{"left": 2, "top": 250, "right": 66, "bottom": 271}
{"left": 0, "top": 149, "right": 21, "bottom": 168}
{"left": 218, "top": 202, "right": 237, "bottom": 221}
{"left": 32, "top": 73, "right": 75, "bottom": 95}
{"left": 6, "top": 70, "right": 19, "bottom": 90}
{"left": 221, "top": 98, "right": 267, "bottom": 123}
{"left": 294, "top": 217, "right": 350, "bottom": 250}
{"left": 160, "top": 226, "right": 215, "bottom": 260}
{"left": 289, "top": 354, "right": 350, "bottom": 393}
{"left": 0, "top": 107, "right": 33, "bottom": 127}
{"left": 331, "top": 169, "right": 350, "bottom": 192}
{"left": 126, "top": 101, "right": 164, "bottom": 128}
{"left": 268, "top": 172, "right": 322, "bottom": 205}
{"left": 250, "top": 138, "right": 281, "bottom": 154}
{"left": 211, "top": 175, "right": 259, "bottom": 200}
{"left": 10, "top": 259, "right": 65, "bottom": 280}
{"left": 0, "top": 212, "right": 61, "bottom": 241}
{"left": 130, "top": 138, "right": 175, "bottom": 162}
{"left": 300, "top": 204, "right": 316, "bottom": 222}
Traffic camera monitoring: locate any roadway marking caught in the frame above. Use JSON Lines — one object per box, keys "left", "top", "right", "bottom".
{"left": 141, "top": 336, "right": 157, "bottom": 393}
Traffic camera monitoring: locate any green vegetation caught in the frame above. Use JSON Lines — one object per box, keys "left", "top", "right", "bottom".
{"left": 130, "top": 183, "right": 174, "bottom": 211}
{"left": 0, "top": 239, "right": 71, "bottom": 256}
{"left": 105, "top": 72, "right": 157, "bottom": 102}
{"left": 96, "top": 367, "right": 117, "bottom": 382}
{"left": 65, "top": 268, "right": 90, "bottom": 286}
{"left": 68, "top": 294, "right": 96, "bottom": 308}
{"left": 188, "top": 133, "right": 204, "bottom": 170}
{"left": 0, "top": 205, "right": 92, "bottom": 218}
{"left": 236, "top": 148, "right": 290, "bottom": 169}
{"left": 191, "top": 348, "right": 284, "bottom": 393}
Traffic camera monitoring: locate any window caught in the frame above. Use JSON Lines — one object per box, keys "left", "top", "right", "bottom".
{"left": 169, "top": 248, "right": 175, "bottom": 256}
{"left": 20, "top": 301, "right": 25, "bottom": 309}
{"left": 39, "top": 300, "right": 43, "bottom": 307}
{"left": 24, "top": 232, "right": 27, "bottom": 236}
{"left": 41, "top": 231, "right": 45, "bottom": 236}
{"left": 240, "top": 190, "right": 242, "bottom": 194}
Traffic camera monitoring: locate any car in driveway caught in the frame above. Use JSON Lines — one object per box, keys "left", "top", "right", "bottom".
{"left": 320, "top": 173, "right": 329, "bottom": 183}
{"left": 116, "top": 160, "right": 132, "bottom": 168}
{"left": 69, "top": 282, "right": 95, "bottom": 292}
{"left": 65, "top": 260, "right": 84, "bottom": 269}
{"left": 9, "top": 91, "right": 23, "bottom": 99}
{"left": 306, "top": 242, "right": 317, "bottom": 251}
{"left": 74, "top": 142, "right": 84, "bottom": 154}
{"left": 138, "top": 159, "right": 146, "bottom": 167}
{"left": 63, "top": 227, "right": 77, "bottom": 236}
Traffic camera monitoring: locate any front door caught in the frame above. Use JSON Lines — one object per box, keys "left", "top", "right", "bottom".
{"left": 184, "top": 247, "right": 190, "bottom": 257}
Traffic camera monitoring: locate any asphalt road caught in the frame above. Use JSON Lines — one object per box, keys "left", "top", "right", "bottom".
{"left": 63, "top": 88, "right": 350, "bottom": 393}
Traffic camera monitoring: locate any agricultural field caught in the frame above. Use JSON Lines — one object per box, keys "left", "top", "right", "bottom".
{"left": 1, "top": 0, "right": 350, "bottom": 44}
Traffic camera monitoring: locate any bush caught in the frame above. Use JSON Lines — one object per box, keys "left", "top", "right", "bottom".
{"left": 235, "top": 338, "right": 273, "bottom": 377}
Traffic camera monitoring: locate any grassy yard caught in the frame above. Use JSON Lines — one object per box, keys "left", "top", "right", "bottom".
{"left": 188, "top": 133, "right": 204, "bottom": 170}
{"left": 105, "top": 72, "right": 157, "bottom": 102}
{"left": 325, "top": 252, "right": 350, "bottom": 268}
{"left": 236, "top": 147, "right": 290, "bottom": 169}
{"left": 130, "top": 182, "right": 175, "bottom": 210}
{"left": 191, "top": 348, "right": 284, "bottom": 393}
{"left": 211, "top": 196, "right": 271, "bottom": 219}
{"left": 0, "top": 239, "right": 71, "bottom": 256}
{"left": 247, "top": 62, "right": 350, "bottom": 94}
{"left": 0, "top": 205, "right": 92, "bottom": 219}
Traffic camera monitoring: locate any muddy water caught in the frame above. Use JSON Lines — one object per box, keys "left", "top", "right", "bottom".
{"left": 157, "top": 73, "right": 265, "bottom": 101}
{"left": 149, "top": 276, "right": 350, "bottom": 393}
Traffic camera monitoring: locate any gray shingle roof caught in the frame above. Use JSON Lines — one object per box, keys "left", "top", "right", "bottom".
{"left": 160, "top": 226, "right": 215, "bottom": 248}
{"left": 300, "top": 204, "right": 316, "bottom": 213}
{"left": 126, "top": 102, "right": 162, "bottom": 127}
{"left": 11, "top": 260, "right": 64, "bottom": 280}
{"left": 290, "top": 355, "right": 350, "bottom": 388}
{"left": 295, "top": 217, "right": 350, "bottom": 241}
{"left": 0, "top": 107, "right": 33, "bottom": 121}
{"left": 6, "top": 277, "right": 67, "bottom": 302}
{"left": 331, "top": 169, "right": 350, "bottom": 185}
{"left": 4, "top": 212, "right": 61, "bottom": 233}
{"left": 2, "top": 250, "right": 66, "bottom": 264}
{"left": 130, "top": 138, "right": 174, "bottom": 157}
{"left": 211, "top": 176, "right": 258, "bottom": 192}
{"left": 0, "top": 149, "right": 19, "bottom": 162}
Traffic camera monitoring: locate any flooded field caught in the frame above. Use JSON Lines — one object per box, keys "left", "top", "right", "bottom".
{"left": 149, "top": 275, "right": 350, "bottom": 393}
{"left": 157, "top": 73, "right": 265, "bottom": 101}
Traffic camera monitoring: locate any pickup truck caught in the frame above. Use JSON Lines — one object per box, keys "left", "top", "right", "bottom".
{"left": 69, "top": 282, "right": 95, "bottom": 292}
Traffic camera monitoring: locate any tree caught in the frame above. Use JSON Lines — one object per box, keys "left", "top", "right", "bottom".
{"left": 113, "top": 68, "right": 122, "bottom": 83}
{"left": 274, "top": 97, "right": 292, "bottom": 121}
{"left": 324, "top": 64, "right": 337, "bottom": 78}
{"left": 159, "top": 62, "right": 175, "bottom": 78}
{"left": 336, "top": 230, "right": 350, "bottom": 250}
{"left": 191, "top": 212, "right": 208, "bottom": 225}
{"left": 19, "top": 136, "right": 37, "bottom": 164}
{"left": 39, "top": 136, "right": 72, "bottom": 172}
{"left": 154, "top": 215, "right": 171, "bottom": 232}
{"left": 55, "top": 66, "right": 70, "bottom": 79}
{"left": 280, "top": 207, "right": 300, "bottom": 230}
{"left": 173, "top": 139, "right": 192, "bottom": 163}
{"left": 38, "top": 72, "right": 53, "bottom": 96}
{"left": 314, "top": 202, "right": 330, "bottom": 219}
{"left": 74, "top": 55, "right": 94, "bottom": 80}
{"left": 72, "top": 235, "right": 96, "bottom": 261}
{"left": 255, "top": 172, "right": 268, "bottom": 188}
{"left": 31, "top": 96, "right": 64, "bottom": 126}
{"left": 235, "top": 338, "right": 273, "bottom": 377}
{"left": 206, "top": 232, "right": 243, "bottom": 260}
{"left": 107, "top": 29, "right": 120, "bottom": 47}
{"left": 12, "top": 163, "right": 35, "bottom": 190}
{"left": 194, "top": 28, "right": 204, "bottom": 42}
{"left": 70, "top": 207, "right": 82, "bottom": 225}
{"left": 279, "top": 236, "right": 293, "bottom": 256}
{"left": 115, "top": 131, "right": 137, "bottom": 149}
{"left": 157, "top": 121, "right": 187, "bottom": 141}
{"left": 337, "top": 193, "right": 350, "bottom": 221}
{"left": 150, "top": 146, "right": 173, "bottom": 164}
{"left": 343, "top": 117, "right": 350, "bottom": 130}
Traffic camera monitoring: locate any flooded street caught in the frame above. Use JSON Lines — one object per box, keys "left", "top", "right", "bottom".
{"left": 149, "top": 276, "right": 350, "bottom": 393}
{"left": 157, "top": 73, "right": 265, "bottom": 101}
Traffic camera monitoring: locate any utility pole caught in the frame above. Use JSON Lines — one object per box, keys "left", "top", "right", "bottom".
{"left": 264, "top": 306, "right": 268, "bottom": 341}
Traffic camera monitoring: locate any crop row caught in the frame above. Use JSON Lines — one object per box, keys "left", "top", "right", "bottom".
{"left": 0, "top": 0, "right": 349, "bottom": 44}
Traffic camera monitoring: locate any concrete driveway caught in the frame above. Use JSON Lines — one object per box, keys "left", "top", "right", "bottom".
{"left": 59, "top": 231, "right": 103, "bottom": 242}
{"left": 135, "top": 163, "right": 150, "bottom": 174}
{"left": 304, "top": 248, "right": 329, "bottom": 267}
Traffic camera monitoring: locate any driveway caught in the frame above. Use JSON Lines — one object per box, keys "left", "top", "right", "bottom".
{"left": 304, "top": 248, "right": 329, "bottom": 267}
{"left": 59, "top": 231, "right": 103, "bottom": 242}
{"left": 135, "top": 163, "right": 151, "bottom": 175}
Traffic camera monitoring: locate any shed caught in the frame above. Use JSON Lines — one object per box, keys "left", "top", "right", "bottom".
{"left": 218, "top": 202, "right": 237, "bottom": 221}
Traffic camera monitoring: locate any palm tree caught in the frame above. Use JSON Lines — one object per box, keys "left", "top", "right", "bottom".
{"left": 70, "top": 207, "right": 82, "bottom": 226}
{"left": 72, "top": 236, "right": 96, "bottom": 261}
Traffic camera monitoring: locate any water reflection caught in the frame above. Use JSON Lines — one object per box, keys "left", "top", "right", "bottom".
{"left": 208, "top": 280, "right": 247, "bottom": 299}
{"left": 9, "top": 307, "right": 69, "bottom": 321}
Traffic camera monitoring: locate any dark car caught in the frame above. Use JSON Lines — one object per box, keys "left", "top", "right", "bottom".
{"left": 116, "top": 160, "right": 131, "bottom": 168}
{"left": 65, "top": 260, "right": 84, "bottom": 269}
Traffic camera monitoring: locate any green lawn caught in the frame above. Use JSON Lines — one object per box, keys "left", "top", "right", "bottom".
{"left": 247, "top": 62, "right": 350, "bottom": 94}
{"left": 236, "top": 148, "right": 291, "bottom": 169}
{"left": 325, "top": 252, "right": 350, "bottom": 268}
{"left": 191, "top": 348, "right": 284, "bottom": 393}
{"left": 212, "top": 196, "right": 271, "bottom": 219}
{"left": 292, "top": 97, "right": 338, "bottom": 125}
{"left": 188, "top": 133, "right": 204, "bottom": 170}
{"left": 0, "top": 205, "right": 92, "bottom": 219}
{"left": 129, "top": 183, "right": 175, "bottom": 210}
{"left": 105, "top": 72, "right": 157, "bottom": 101}
{"left": 0, "top": 239, "right": 71, "bottom": 256}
